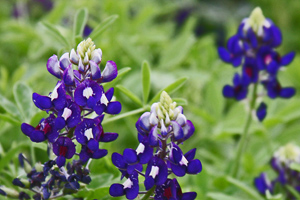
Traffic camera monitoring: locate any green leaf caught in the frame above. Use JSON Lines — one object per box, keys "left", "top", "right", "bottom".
{"left": 89, "top": 15, "right": 119, "bottom": 40}
{"left": 266, "top": 190, "right": 283, "bottom": 200}
{"left": 0, "top": 143, "right": 28, "bottom": 172}
{"left": 290, "top": 163, "right": 300, "bottom": 172}
{"left": 0, "top": 67, "right": 8, "bottom": 92}
{"left": 142, "top": 61, "right": 151, "bottom": 104}
{"left": 13, "top": 82, "right": 33, "bottom": 121}
{"left": 116, "top": 85, "right": 143, "bottom": 106}
{"left": 149, "top": 77, "right": 188, "bottom": 104}
{"left": 41, "top": 21, "right": 70, "bottom": 48}
{"left": 207, "top": 192, "right": 242, "bottom": 200}
{"left": 172, "top": 98, "right": 187, "bottom": 106}
{"left": 226, "top": 176, "right": 264, "bottom": 200}
{"left": 0, "top": 114, "right": 21, "bottom": 125}
{"left": 0, "top": 94, "right": 21, "bottom": 119}
{"left": 102, "top": 67, "right": 131, "bottom": 89}
{"left": 286, "top": 186, "right": 300, "bottom": 200}
{"left": 73, "top": 8, "right": 88, "bottom": 39}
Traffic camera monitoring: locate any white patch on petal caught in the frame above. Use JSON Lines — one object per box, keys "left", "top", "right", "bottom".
{"left": 136, "top": 143, "right": 145, "bottom": 155}
{"left": 123, "top": 178, "right": 133, "bottom": 189}
{"left": 149, "top": 113, "right": 158, "bottom": 125}
{"left": 84, "top": 128, "right": 94, "bottom": 140}
{"left": 100, "top": 93, "right": 109, "bottom": 106}
{"left": 149, "top": 166, "right": 159, "bottom": 179}
{"left": 50, "top": 83, "right": 61, "bottom": 101}
{"left": 83, "top": 87, "right": 94, "bottom": 99}
{"left": 179, "top": 155, "right": 189, "bottom": 166}
{"left": 62, "top": 108, "right": 72, "bottom": 120}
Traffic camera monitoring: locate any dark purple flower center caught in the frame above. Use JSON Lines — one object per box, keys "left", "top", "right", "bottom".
{"left": 234, "top": 85, "right": 242, "bottom": 93}
{"left": 245, "top": 67, "right": 253, "bottom": 77}
{"left": 36, "top": 123, "right": 51, "bottom": 134}
{"left": 59, "top": 146, "right": 68, "bottom": 156}
{"left": 164, "top": 187, "right": 172, "bottom": 198}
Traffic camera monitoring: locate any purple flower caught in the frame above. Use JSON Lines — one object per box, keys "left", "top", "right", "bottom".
{"left": 223, "top": 73, "right": 250, "bottom": 101}
{"left": 74, "top": 79, "right": 103, "bottom": 108}
{"left": 154, "top": 178, "right": 197, "bottom": 200}
{"left": 254, "top": 173, "right": 274, "bottom": 195}
{"left": 169, "top": 144, "right": 202, "bottom": 177}
{"left": 21, "top": 114, "right": 58, "bottom": 143}
{"left": 256, "top": 102, "right": 267, "bottom": 122}
{"left": 109, "top": 171, "right": 139, "bottom": 199}
{"left": 144, "top": 156, "right": 168, "bottom": 190}
{"left": 263, "top": 77, "right": 295, "bottom": 99}
{"left": 52, "top": 137, "right": 76, "bottom": 167}
{"left": 93, "top": 87, "right": 122, "bottom": 115}
{"left": 54, "top": 100, "right": 81, "bottom": 130}
{"left": 79, "top": 145, "right": 107, "bottom": 163}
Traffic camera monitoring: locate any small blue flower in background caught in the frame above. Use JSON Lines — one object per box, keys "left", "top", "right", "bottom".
{"left": 254, "top": 143, "right": 300, "bottom": 199}
{"left": 109, "top": 91, "right": 202, "bottom": 200}
{"left": 218, "top": 7, "right": 296, "bottom": 121}
{"left": 17, "top": 38, "right": 121, "bottom": 199}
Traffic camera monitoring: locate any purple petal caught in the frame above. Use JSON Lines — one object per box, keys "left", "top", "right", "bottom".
{"left": 181, "top": 192, "right": 197, "bottom": 200}
{"left": 217, "top": 47, "right": 231, "bottom": 63}
{"left": 171, "top": 121, "right": 184, "bottom": 141}
{"left": 144, "top": 176, "right": 155, "bottom": 190}
{"left": 21, "top": 123, "right": 34, "bottom": 137}
{"left": 256, "top": 102, "right": 267, "bottom": 122}
{"left": 123, "top": 148, "right": 138, "bottom": 164}
{"left": 109, "top": 184, "right": 124, "bottom": 197}
{"left": 184, "top": 148, "right": 196, "bottom": 161}
{"left": 280, "top": 87, "right": 295, "bottom": 98}
{"left": 149, "top": 125, "right": 159, "bottom": 146}
{"left": 232, "top": 56, "right": 242, "bottom": 67}
{"left": 182, "top": 120, "right": 194, "bottom": 141}
{"left": 222, "top": 85, "right": 234, "bottom": 98}
{"left": 94, "top": 103, "right": 106, "bottom": 115}
{"left": 100, "top": 132, "right": 118, "bottom": 142}
{"left": 281, "top": 52, "right": 295, "bottom": 66}
{"left": 112, "top": 153, "right": 127, "bottom": 169}
{"left": 30, "top": 130, "right": 46, "bottom": 142}
{"left": 171, "top": 163, "right": 186, "bottom": 177}
{"left": 101, "top": 60, "right": 118, "bottom": 82}
{"left": 32, "top": 93, "right": 52, "bottom": 110}
{"left": 63, "top": 64, "right": 75, "bottom": 85}
{"left": 47, "top": 55, "right": 61, "bottom": 78}
{"left": 55, "top": 117, "right": 65, "bottom": 130}
{"left": 105, "top": 88, "right": 114, "bottom": 101}
{"left": 106, "top": 101, "right": 122, "bottom": 114}
{"left": 89, "top": 60, "right": 101, "bottom": 80}
{"left": 56, "top": 156, "right": 66, "bottom": 168}
{"left": 92, "top": 149, "right": 108, "bottom": 159}
{"left": 139, "top": 112, "right": 151, "bottom": 131}
{"left": 59, "top": 52, "right": 70, "bottom": 70}
{"left": 87, "top": 139, "right": 99, "bottom": 151}
{"left": 91, "top": 49, "right": 102, "bottom": 64}
{"left": 187, "top": 159, "right": 202, "bottom": 174}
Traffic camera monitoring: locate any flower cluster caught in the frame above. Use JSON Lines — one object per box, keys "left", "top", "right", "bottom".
{"left": 8, "top": 154, "right": 91, "bottom": 200}
{"left": 109, "top": 91, "right": 202, "bottom": 199}
{"left": 218, "top": 7, "right": 296, "bottom": 121}
{"left": 21, "top": 37, "right": 121, "bottom": 167}
{"left": 254, "top": 144, "right": 300, "bottom": 199}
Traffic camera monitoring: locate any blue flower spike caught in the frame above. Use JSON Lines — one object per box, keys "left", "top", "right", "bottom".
{"left": 110, "top": 91, "right": 202, "bottom": 199}
{"left": 218, "top": 7, "right": 296, "bottom": 121}
{"left": 18, "top": 38, "right": 121, "bottom": 199}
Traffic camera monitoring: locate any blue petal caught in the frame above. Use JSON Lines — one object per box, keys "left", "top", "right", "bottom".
{"left": 222, "top": 85, "right": 234, "bottom": 98}
{"left": 109, "top": 184, "right": 124, "bottom": 197}
{"left": 94, "top": 103, "right": 106, "bottom": 115}
{"left": 56, "top": 155, "right": 66, "bottom": 168}
{"left": 172, "top": 121, "right": 184, "bottom": 141}
{"left": 281, "top": 52, "right": 295, "bottom": 66}
{"left": 256, "top": 102, "right": 267, "bottom": 122}
{"left": 32, "top": 93, "right": 52, "bottom": 110}
{"left": 47, "top": 55, "right": 61, "bottom": 78}
{"left": 144, "top": 176, "right": 155, "bottom": 190}
{"left": 181, "top": 192, "right": 197, "bottom": 200}
{"left": 171, "top": 163, "right": 186, "bottom": 177}
{"left": 89, "top": 60, "right": 101, "bottom": 80}
{"left": 63, "top": 64, "right": 74, "bottom": 85}
{"left": 111, "top": 153, "right": 127, "bottom": 169}
{"left": 149, "top": 125, "right": 159, "bottom": 146}
{"left": 270, "top": 25, "right": 282, "bottom": 47}
{"left": 187, "top": 159, "right": 202, "bottom": 174}
{"left": 266, "top": 61, "right": 280, "bottom": 75}
{"left": 106, "top": 101, "right": 122, "bottom": 114}
{"left": 21, "top": 123, "right": 34, "bottom": 137}
{"left": 232, "top": 56, "right": 242, "bottom": 67}
{"left": 123, "top": 148, "right": 138, "bottom": 164}
{"left": 102, "top": 60, "right": 118, "bottom": 82}
{"left": 182, "top": 120, "right": 194, "bottom": 141}
{"left": 59, "top": 52, "right": 70, "bottom": 70}
{"left": 184, "top": 148, "right": 196, "bottom": 161}
{"left": 217, "top": 47, "right": 231, "bottom": 63}
{"left": 100, "top": 132, "right": 118, "bottom": 142}
{"left": 247, "top": 28, "right": 257, "bottom": 48}
{"left": 280, "top": 87, "right": 295, "bottom": 98}
{"left": 105, "top": 88, "right": 114, "bottom": 101}
{"left": 55, "top": 117, "right": 65, "bottom": 130}
{"left": 30, "top": 130, "right": 46, "bottom": 142}
{"left": 87, "top": 139, "right": 99, "bottom": 151}
{"left": 92, "top": 149, "right": 107, "bottom": 159}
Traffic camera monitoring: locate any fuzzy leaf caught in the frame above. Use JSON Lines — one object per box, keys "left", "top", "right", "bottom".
{"left": 73, "top": 8, "right": 88, "bottom": 38}
{"left": 0, "top": 94, "right": 21, "bottom": 119}
{"left": 13, "top": 82, "right": 34, "bottom": 121}
{"left": 41, "top": 21, "right": 70, "bottom": 47}
{"left": 116, "top": 85, "right": 143, "bottom": 106}
{"left": 89, "top": 15, "right": 119, "bottom": 40}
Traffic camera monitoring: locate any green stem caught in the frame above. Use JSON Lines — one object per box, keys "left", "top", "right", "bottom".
{"left": 102, "top": 107, "right": 146, "bottom": 125}
{"left": 141, "top": 186, "right": 156, "bottom": 200}
{"left": 231, "top": 83, "right": 258, "bottom": 178}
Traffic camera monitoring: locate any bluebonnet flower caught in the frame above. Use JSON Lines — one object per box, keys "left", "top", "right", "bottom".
{"left": 17, "top": 38, "right": 121, "bottom": 198}
{"left": 10, "top": 153, "right": 92, "bottom": 199}
{"left": 218, "top": 7, "right": 296, "bottom": 121}
{"left": 110, "top": 91, "right": 201, "bottom": 199}
{"left": 254, "top": 144, "right": 300, "bottom": 199}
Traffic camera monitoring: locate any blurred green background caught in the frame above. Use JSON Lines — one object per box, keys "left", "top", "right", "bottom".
{"left": 0, "top": 0, "right": 300, "bottom": 199}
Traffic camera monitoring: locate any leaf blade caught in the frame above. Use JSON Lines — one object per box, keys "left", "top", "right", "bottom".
{"left": 73, "top": 8, "right": 88, "bottom": 39}
{"left": 41, "top": 21, "right": 70, "bottom": 48}
{"left": 116, "top": 85, "right": 143, "bottom": 106}
{"left": 89, "top": 15, "right": 119, "bottom": 40}
{"left": 142, "top": 61, "right": 151, "bottom": 104}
